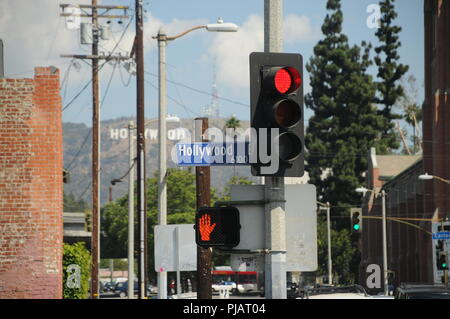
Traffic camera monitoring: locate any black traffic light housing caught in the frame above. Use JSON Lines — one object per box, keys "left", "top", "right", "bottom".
{"left": 438, "top": 252, "right": 448, "bottom": 270}
{"left": 195, "top": 206, "right": 240, "bottom": 248}
{"left": 436, "top": 240, "right": 448, "bottom": 270}
{"left": 351, "top": 208, "right": 362, "bottom": 233}
{"left": 249, "top": 52, "right": 304, "bottom": 177}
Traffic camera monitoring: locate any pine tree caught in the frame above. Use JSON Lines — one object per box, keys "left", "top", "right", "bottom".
{"left": 374, "top": 0, "right": 409, "bottom": 153}
{"left": 305, "top": 0, "right": 382, "bottom": 216}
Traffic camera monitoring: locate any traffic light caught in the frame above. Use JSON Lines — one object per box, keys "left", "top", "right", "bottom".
{"left": 350, "top": 208, "right": 362, "bottom": 233}
{"left": 249, "top": 52, "right": 304, "bottom": 177}
{"left": 195, "top": 206, "right": 240, "bottom": 248}
{"left": 438, "top": 252, "right": 448, "bottom": 270}
{"left": 436, "top": 240, "right": 448, "bottom": 270}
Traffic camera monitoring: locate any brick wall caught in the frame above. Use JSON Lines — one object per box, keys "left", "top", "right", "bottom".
{"left": 0, "top": 67, "right": 63, "bottom": 298}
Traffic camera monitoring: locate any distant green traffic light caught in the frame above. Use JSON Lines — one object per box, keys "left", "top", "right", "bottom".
{"left": 353, "top": 224, "right": 360, "bottom": 231}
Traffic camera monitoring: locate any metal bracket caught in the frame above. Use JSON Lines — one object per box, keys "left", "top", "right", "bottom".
{"left": 214, "top": 248, "right": 286, "bottom": 255}
{"left": 214, "top": 200, "right": 268, "bottom": 207}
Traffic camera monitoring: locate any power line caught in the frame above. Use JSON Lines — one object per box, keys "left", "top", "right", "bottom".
{"left": 64, "top": 62, "right": 118, "bottom": 171}
{"left": 145, "top": 79, "right": 201, "bottom": 117}
{"left": 65, "top": 129, "right": 92, "bottom": 171}
{"left": 62, "top": 15, "right": 134, "bottom": 113}
{"left": 144, "top": 70, "right": 250, "bottom": 108}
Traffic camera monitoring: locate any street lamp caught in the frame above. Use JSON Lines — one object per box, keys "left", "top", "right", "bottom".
{"left": 419, "top": 172, "right": 450, "bottom": 184}
{"left": 356, "top": 187, "right": 389, "bottom": 296}
{"left": 153, "top": 19, "right": 238, "bottom": 300}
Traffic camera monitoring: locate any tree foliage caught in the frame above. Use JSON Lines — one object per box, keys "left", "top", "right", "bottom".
{"left": 316, "top": 218, "right": 356, "bottom": 284}
{"left": 374, "top": 0, "right": 409, "bottom": 153}
{"left": 63, "top": 193, "right": 88, "bottom": 212}
{"left": 63, "top": 242, "right": 91, "bottom": 299}
{"left": 100, "top": 168, "right": 220, "bottom": 282}
{"left": 305, "top": 0, "right": 382, "bottom": 216}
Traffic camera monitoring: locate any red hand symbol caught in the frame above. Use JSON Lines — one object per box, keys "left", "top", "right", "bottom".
{"left": 199, "top": 214, "right": 216, "bottom": 241}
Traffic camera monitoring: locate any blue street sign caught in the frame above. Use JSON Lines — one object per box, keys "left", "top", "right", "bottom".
{"left": 175, "top": 142, "right": 251, "bottom": 166}
{"left": 432, "top": 231, "right": 450, "bottom": 240}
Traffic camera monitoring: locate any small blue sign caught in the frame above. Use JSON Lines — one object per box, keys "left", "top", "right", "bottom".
{"left": 432, "top": 231, "right": 450, "bottom": 240}
{"left": 176, "top": 142, "right": 251, "bottom": 166}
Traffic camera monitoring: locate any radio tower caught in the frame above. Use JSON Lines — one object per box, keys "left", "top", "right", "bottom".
{"left": 203, "top": 58, "right": 220, "bottom": 118}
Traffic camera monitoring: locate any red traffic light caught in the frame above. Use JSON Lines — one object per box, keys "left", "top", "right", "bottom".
{"left": 274, "top": 67, "right": 302, "bottom": 94}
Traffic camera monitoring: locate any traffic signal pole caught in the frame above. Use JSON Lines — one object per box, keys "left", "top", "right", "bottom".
{"left": 264, "top": 0, "right": 287, "bottom": 299}
{"left": 195, "top": 118, "right": 213, "bottom": 299}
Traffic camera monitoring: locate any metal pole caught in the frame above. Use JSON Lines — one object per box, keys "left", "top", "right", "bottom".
{"left": 441, "top": 221, "right": 448, "bottom": 288}
{"left": 195, "top": 118, "right": 212, "bottom": 299}
{"left": 91, "top": 0, "right": 100, "bottom": 300}
{"left": 326, "top": 202, "right": 332, "bottom": 285}
{"left": 381, "top": 190, "right": 389, "bottom": 295}
{"left": 157, "top": 28, "right": 168, "bottom": 300}
{"left": 128, "top": 121, "right": 135, "bottom": 299}
{"left": 135, "top": 0, "right": 147, "bottom": 299}
{"left": 264, "top": 0, "right": 287, "bottom": 299}
{"left": 176, "top": 227, "right": 182, "bottom": 298}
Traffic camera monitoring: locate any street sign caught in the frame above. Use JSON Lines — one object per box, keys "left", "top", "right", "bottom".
{"left": 154, "top": 224, "right": 196, "bottom": 272}
{"left": 229, "top": 184, "right": 318, "bottom": 272}
{"left": 432, "top": 231, "right": 450, "bottom": 240}
{"left": 175, "top": 142, "right": 251, "bottom": 166}
{"left": 432, "top": 222, "right": 450, "bottom": 284}
{"left": 231, "top": 254, "right": 264, "bottom": 272}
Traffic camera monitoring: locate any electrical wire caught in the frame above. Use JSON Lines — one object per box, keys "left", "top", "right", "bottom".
{"left": 144, "top": 70, "right": 250, "bottom": 108}
{"left": 111, "top": 158, "right": 136, "bottom": 182}
{"left": 145, "top": 79, "right": 201, "bottom": 117}
{"left": 65, "top": 61, "right": 118, "bottom": 171}
{"left": 62, "top": 15, "right": 134, "bottom": 112}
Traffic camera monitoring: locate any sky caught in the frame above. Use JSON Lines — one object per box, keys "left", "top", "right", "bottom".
{"left": 1, "top": 0, "right": 424, "bottom": 127}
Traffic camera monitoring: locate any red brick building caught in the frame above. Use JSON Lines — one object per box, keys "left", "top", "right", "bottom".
{"left": 360, "top": 0, "right": 450, "bottom": 292}
{"left": 0, "top": 67, "right": 63, "bottom": 298}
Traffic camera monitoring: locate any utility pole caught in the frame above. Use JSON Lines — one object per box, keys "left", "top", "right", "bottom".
{"left": 90, "top": 0, "right": 101, "bottom": 300}
{"left": 128, "top": 121, "right": 135, "bottom": 299}
{"left": 264, "top": 0, "right": 287, "bottom": 299}
{"left": 326, "top": 202, "right": 332, "bottom": 285}
{"left": 381, "top": 190, "right": 389, "bottom": 296}
{"left": 134, "top": 0, "right": 147, "bottom": 299}
{"left": 195, "top": 118, "right": 212, "bottom": 299}
{"left": 157, "top": 27, "right": 168, "bottom": 300}
{"left": 59, "top": 2, "right": 130, "bottom": 300}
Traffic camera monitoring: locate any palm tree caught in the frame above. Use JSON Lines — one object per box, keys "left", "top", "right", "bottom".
{"left": 224, "top": 115, "right": 241, "bottom": 135}
{"left": 224, "top": 115, "right": 241, "bottom": 179}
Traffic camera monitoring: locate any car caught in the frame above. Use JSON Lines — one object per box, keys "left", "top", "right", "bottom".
{"left": 103, "top": 281, "right": 115, "bottom": 292}
{"left": 114, "top": 281, "right": 138, "bottom": 298}
{"left": 298, "top": 285, "right": 391, "bottom": 299}
{"left": 258, "top": 282, "right": 299, "bottom": 298}
{"left": 394, "top": 284, "right": 450, "bottom": 299}
{"left": 212, "top": 281, "right": 237, "bottom": 295}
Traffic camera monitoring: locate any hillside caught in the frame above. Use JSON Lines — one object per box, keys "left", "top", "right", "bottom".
{"left": 63, "top": 117, "right": 258, "bottom": 206}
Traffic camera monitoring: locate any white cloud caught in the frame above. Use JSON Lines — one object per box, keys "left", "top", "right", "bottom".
{"left": 0, "top": 1, "right": 208, "bottom": 79}
{"left": 208, "top": 13, "right": 319, "bottom": 89}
